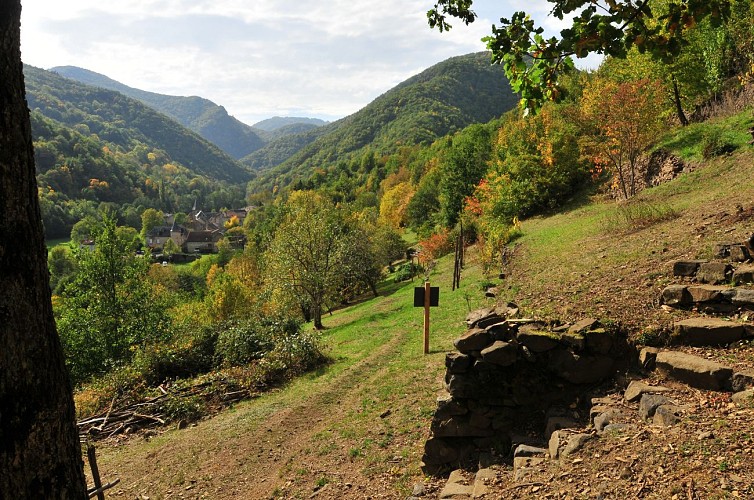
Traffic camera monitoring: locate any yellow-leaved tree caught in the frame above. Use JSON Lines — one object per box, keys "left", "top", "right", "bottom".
{"left": 580, "top": 77, "right": 666, "bottom": 199}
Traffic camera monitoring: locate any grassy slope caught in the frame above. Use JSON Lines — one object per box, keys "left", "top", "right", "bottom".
{"left": 94, "top": 251, "right": 493, "bottom": 498}
{"left": 500, "top": 128, "right": 754, "bottom": 334}
{"left": 92, "top": 112, "right": 754, "bottom": 498}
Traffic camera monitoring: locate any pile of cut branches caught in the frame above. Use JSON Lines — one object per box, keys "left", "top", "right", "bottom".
{"left": 78, "top": 377, "right": 253, "bottom": 438}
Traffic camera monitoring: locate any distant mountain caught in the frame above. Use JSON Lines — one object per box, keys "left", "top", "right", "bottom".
{"left": 245, "top": 52, "right": 518, "bottom": 190}
{"left": 253, "top": 116, "right": 328, "bottom": 132}
{"left": 27, "top": 66, "right": 250, "bottom": 183}
{"left": 51, "top": 66, "right": 266, "bottom": 160}
{"left": 24, "top": 65, "right": 252, "bottom": 237}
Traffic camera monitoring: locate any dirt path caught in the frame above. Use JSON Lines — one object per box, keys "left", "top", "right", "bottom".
{"left": 97, "top": 295, "right": 434, "bottom": 499}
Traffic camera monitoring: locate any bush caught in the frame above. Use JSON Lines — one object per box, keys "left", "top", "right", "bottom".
{"left": 418, "top": 229, "right": 455, "bottom": 264}
{"left": 215, "top": 320, "right": 275, "bottom": 368}
{"left": 158, "top": 393, "right": 206, "bottom": 423}
{"left": 701, "top": 128, "right": 737, "bottom": 159}
{"left": 131, "top": 326, "right": 218, "bottom": 385}
{"left": 394, "top": 262, "right": 422, "bottom": 282}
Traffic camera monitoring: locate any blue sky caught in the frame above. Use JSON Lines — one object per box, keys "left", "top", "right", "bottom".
{"left": 20, "top": 1, "right": 598, "bottom": 126}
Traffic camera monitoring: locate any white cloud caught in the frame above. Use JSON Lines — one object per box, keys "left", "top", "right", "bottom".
{"left": 20, "top": 1, "right": 597, "bottom": 125}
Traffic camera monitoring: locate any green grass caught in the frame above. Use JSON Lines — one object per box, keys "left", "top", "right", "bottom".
{"left": 45, "top": 237, "right": 71, "bottom": 249}
{"left": 654, "top": 109, "right": 753, "bottom": 161}
{"left": 95, "top": 246, "right": 492, "bottom": 497}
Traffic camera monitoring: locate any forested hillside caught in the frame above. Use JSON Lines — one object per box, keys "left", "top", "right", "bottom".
{"left": 51, "top": 65, "right": 267, "bottom": 159}
{"left": 22, "top": 0, "right": 754, "bottom": 497}
{"left": 244, "top": 52, "right": 518, "bottom": 191}
{"left": 25, "top": 66, "right": 250, "bottom": 237}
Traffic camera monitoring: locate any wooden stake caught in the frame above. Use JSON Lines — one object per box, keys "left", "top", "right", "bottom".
{"left": 423, "top": 281, "right": 430, "bottom": 354}
{"left": 86, "top": 444, "right": 105, "bottom": 500}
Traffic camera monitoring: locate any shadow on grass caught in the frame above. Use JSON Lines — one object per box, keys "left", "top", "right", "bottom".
{"left": 326, "top": 275, "right": 418, "bottom": 315}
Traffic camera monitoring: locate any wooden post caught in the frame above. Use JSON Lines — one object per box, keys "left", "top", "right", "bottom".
{"left": 423, "top": 281, "right": 430, "bottom": 354}
{"left": 87, "top": 444, "right": 105, "bottom": 500}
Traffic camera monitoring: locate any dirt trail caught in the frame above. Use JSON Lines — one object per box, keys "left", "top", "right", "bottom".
{"left": 98, "top": 307, "right": 417, "bottom": 499}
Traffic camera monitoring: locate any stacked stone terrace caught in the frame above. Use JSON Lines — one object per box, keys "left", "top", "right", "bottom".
{"left": 421, "top": 235, "right": 754, "bottom": 491}
{"left": 662, "top": 240, "right": 754, "bottom": 317}
{"left": 421, "top": 305, "right": 632, "bottom": 474}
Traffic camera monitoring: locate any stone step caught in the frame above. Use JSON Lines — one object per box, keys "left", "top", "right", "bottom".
{"left": 673, "top": 317, "right": 746, "bottom": 346}
{"left": 661, "top": 284, "right": 754, "bottom": 312}
{"left": 655, "top": 351, "right": 733, "bottom": 390}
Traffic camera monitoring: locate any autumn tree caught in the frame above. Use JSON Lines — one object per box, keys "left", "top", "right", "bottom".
{"left": 476, "top": 102, "right": 588, "bottom": 224}
{"left": 265, "top": 191, "right": 347, "bottom": 329}
{"left": 378, "top": 181, "right": 415, "bottom": 228}
{"left": 580, "top": 77, "right": 666, "bottom": 199}
{"left": 0, "top": 0, "right": 88, "bottom": 494}
{"left": 429, "top": 0, "right": 732, "bottom": 112}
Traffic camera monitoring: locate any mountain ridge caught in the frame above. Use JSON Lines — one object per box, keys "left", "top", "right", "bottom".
{"left": 244, "top": 52, "right": 518, "bottom": 191}
{"left": 51, "top": 65, "right": 268, "bottom": 160}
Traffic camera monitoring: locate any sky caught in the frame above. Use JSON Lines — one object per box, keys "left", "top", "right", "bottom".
{"left": 20, "top": 1, "right": 597, "bottom": 126}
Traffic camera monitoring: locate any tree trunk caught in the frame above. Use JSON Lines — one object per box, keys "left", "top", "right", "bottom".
{"left": 312, "top": 300, "right": 323, "bottom": 330}
{"left": 0, "top": 1, "right": 88, "bottom": 497}
{"left": 299, "top": 300, "right": 312, "bottom": 322}
{"left": 671, "top": 74, "right": 689, "bottom": 126}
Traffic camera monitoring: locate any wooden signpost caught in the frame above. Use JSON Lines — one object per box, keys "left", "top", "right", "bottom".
{"left": 414, "top": 282, "right": 439, "bottom": 354}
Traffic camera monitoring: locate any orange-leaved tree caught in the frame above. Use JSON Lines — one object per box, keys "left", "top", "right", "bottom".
{"left": 580, "top": 77, "right": 666, "bottom": 199}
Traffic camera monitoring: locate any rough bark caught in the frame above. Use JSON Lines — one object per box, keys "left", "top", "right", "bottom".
{"left": 0, "top": 0, "right": 88, "bottom": 497}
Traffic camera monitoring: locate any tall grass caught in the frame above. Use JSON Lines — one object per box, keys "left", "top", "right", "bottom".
{"left": 601, "top": 200, "right": 679, "bottom": 233}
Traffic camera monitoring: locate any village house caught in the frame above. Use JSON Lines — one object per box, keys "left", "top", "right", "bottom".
{"left": 184, "top": 230, "right": 223, "bottom": 254}
{"left": 145, "top": 222, "right": 189, "bottom": 251}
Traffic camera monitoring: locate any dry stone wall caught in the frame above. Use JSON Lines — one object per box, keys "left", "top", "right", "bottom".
{"left": 421, "top": 304, "right": 634, "bottom": 474}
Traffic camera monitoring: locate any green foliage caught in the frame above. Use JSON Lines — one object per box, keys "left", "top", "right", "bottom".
{"left": 264, "top": 191, "right": 350, "bottom": 329}
{"left": 438, "top": 124, "right": 493, "bottom": 227}
{"left": 215, "top": 320, "right": 275, "bottom": 368}
{"left": 131, "top": 327, "right": 217, "bottom": 385}
{"left": 246, "top": 53, "right": 517, "bottom": 194}
{"left": 57, "top": 215, "right": 173, "bottom": 385}
{"left": 140, "top": 208, "right": 164, "bottom": 239}
{"left": 50, "top": 65, "right": 278, "bottom": 159}
{"left": 481, "top": 104, "right": 589, "bottom": 222}
{"left": 393, "top": 262, "right": 421, "bottom": 283}
{"left": 48, "top": 245, "right": 77, "bottom": 295}
{"left": 25, "top": 66, "right": 248, "bottom": 238}
{"left": 429, "top": 0, "right": 732, "bottom": 112}
{"left": 159, "top": 394, "right": 206, "bottom": 423}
